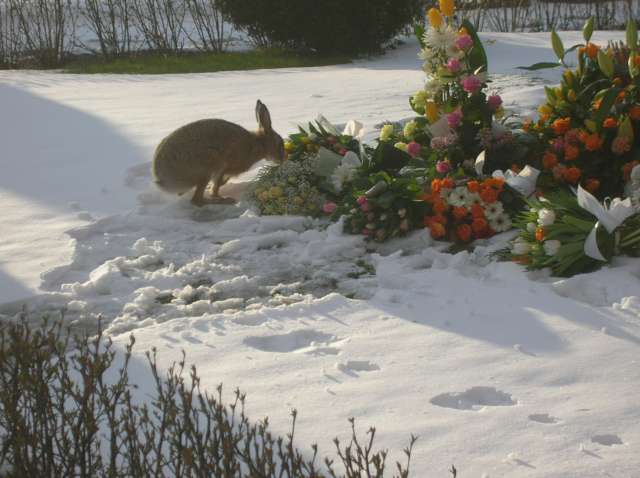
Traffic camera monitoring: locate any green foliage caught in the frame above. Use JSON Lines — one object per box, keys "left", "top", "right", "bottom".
{"left": 220, "top": 0, "right": 422, "bottom": 55}
{"left": 0, "top": 317, "right": 423, "bottom": 477}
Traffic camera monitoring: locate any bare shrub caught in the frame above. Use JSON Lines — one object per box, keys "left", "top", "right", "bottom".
{"left": 130, "top": 0, "right": 187, "bottom": 54}
{"left": 0, "top": 0, "right": 24, "bottom": 67}
{"left": 184, "top": 0, "right": 230, "bottom": 53}
{"left": 77, "top": 0, "right": 134, "bottom": 58}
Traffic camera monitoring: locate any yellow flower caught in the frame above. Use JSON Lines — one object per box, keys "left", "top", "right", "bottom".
{"left": 426, "top": 101, "right": 439, "bottom": 123}
{"left": 300, "top": 136, "right": 311, "bottom": 145}
{"left": 403, "top": 120, "right": 418, "bottom": 139}
{"left": 379, "top": 124, "right": 394, "bottom": 142}
{"left": 567, "top": 89, "right": 577, "bottom": 102}
{"left": 538, "top": 104, "right": 552, "bottom": 117}
{"left": 427, "top": 8, "right": 443, "bottom": 28}
{"left": 284, "top": 141, "right": 295, "bottom": 153}
{"left": 439, "top": 0, "right": 455, "bottom": 17}
{"left": 394, "top": 142, "right": 408, "bottom": 152}
{"left": 269, "top": 186, "right": 283, "bottom": 198}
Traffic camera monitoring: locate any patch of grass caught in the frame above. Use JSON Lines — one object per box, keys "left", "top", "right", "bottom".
{"left": 64, "top": 49, "right": 352, "bottom": 74}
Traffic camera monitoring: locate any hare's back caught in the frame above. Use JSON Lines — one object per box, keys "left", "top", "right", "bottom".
{"left": 163, "top": 119, "right": 251, "bottom": 152}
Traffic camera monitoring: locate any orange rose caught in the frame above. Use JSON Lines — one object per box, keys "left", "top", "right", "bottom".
{"left": 584, "top": 134, "right": 603, "bottom": 152}
{"left": 484, "top": 177, "right": 505, "bottom": 191}
{"left": 543, "top": 151, "right": 558, "bottom": 169}
{"left": 616, "top": 91, "right": 626, "bottom": 103}
{"left": 535, "top": 227, "right": 545, "bottom": 242}
{"left": 585, "top": 42, "right": 599, "bottom": 59}
{"left": 635, "top": 55, "right": 640, "bottom": 67}
{"left": 603, "top": 117, "right": 617, "bottom": 129}
{"left": 563, "top": 166, "right": 582, "bottom": 184}
{"left": 452, "top": 206, "right": 468, "bottom": 221}
{"left": 584, "top": 178, "right": 600, "bottom": 193}
{"left": 456, "top": 224, "right": 472, "bottom": 243}
{"left": 442, "top": 177, "right": 455, "bottom": 189}
{"left": 592, "top": 99, "right": 602, "bottom": 111}
{"left": 431, "top": 179, "right": 442, "bottom": 193}
{"left": 429, "top": 222, "right": 446, "bottom": 239}
{"left": 552, "top": 117, "right": 571, "bottom": 136}
{"left": 467, "top": 180, "right": 480, "bottom": 193}
{"left": 480, "top": 187, "right": 499, "bottom": 204}
{"left": 433, "top": 214, "right": 448, "bottom": 225}
{"left": 433, "top": 199, "right": 448, "bottom": 215}
{"left": 471, "top": 203, "right": 485, "bottom": 218}
{"left": 471, "top": 217, "right": 488, "bottom": 235}
{"left": 629, "top": 105, "right": 640, "bottom": 121}
{"left": 564, "top": 144, "right": 580, "bottom": 161}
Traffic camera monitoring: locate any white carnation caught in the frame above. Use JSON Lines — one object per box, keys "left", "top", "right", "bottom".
{"left": 543, "top": 239, "right": 561, "bottom": 256}
{"left": 537, "top": 208, "right": 556, "bottom": 227}
{"left": 484, "top": 201, "right": 504, "bottom": 220}
{"left": 448, "top": 187, "right": 469, "bottom": 207}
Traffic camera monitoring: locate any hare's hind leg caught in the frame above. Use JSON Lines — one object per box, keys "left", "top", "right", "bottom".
{"left": 211, "top": 171, "right": 236, "bottom": 204}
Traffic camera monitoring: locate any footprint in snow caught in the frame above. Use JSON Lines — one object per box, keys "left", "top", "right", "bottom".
{"left": 243, "top": 329, "right": 337, "bottom": 353}
{"left": 591, "top": 434, "right": 624, "bottom": 447}
{"left": 430, "top": 386, "right": 516, "bottom": 411}
{"left": 336, "top": 360, "right": 380, "bottom": 377}
{"left": 528, "top": 413, "right": 560, "bottom": 424}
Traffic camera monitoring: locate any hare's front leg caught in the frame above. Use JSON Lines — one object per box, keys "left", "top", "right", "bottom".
{"left": 191, "top": 177, "right": 210, "bottom": 207}
{"left": 210, "top": 171, "right": 236, "bottom": 204}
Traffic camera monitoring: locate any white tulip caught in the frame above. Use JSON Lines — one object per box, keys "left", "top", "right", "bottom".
{"left": 512, "top": 238, "right": 531, "bottom": 255}
{"left": 543, "top": 240, "right": 561, "bottom": 256}
{"left": 537, "top": 208, "right": 556, "bottom": 227}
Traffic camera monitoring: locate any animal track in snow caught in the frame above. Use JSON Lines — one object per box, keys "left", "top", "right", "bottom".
{"left": 528, "top": 413, "right": 559, "bottom": 424}
{"left": 243, "top": 329, "right": 336, "bottom": 353}
{"left": 430, "top": 386, "right": 516, "bottom": 411}
{"left": 336, "top": 360, "right": 380, "bottom": 377}
{"left": 591, "top": 434, "right": 623, "bottom": 446}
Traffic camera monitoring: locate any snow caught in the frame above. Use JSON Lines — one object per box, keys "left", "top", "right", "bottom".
{"left": 1, "top": 31, "right": 639, "bottom": 476}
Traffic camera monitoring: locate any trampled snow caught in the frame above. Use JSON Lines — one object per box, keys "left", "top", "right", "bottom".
{"left": 1, "top": 32, "right": 639, "bottom": 476}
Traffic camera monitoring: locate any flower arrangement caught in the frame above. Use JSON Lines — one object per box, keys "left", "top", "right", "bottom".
{"left": 422, "top": 176, "right": 515, "bottom": 243}
{"left": 247, "top": 118, "right": 366, "bottom": 216}
{"left": 524, "top": 19, "right": 640, "bottom": 200}
{"left": 506, "top": 185, "right": 640, "bottom": 277}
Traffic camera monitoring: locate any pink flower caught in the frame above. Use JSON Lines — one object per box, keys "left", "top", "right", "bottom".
{"left": 462, "top": 75, "right": 482, "bottom": 94}
{"left": 612, "top": 136, "right": 631, "bottom": 155}
{"left": 487, "top": 94, "right": 502, "bottom": 110}
{"left": 338, "top": 148, "right": 348, "bottom": 156}
{"left": 407, "top": 141, "right": 422, "bottom": 157}
{"left": 436, "top": 161, "right": 451, "bottom": 174}
{"left": 455, "top": 34, "right": 473, "bottom": 50}
{"left": 322, "top": 201, "right": 337, "bottom": 214}
{"left": 356, "top": 195, "right": 367, "bottom": 206}
{"left": 446, "top": 58, "right": 461, "bottom": 73}
{"left": 447, "top": 110, "right": 463, "bottom": 128}
{"left": 430, "top": 136, "right": 447, "bottom": 151}
{"left": 553, "top": 138, "right": 564, "bottom": 152}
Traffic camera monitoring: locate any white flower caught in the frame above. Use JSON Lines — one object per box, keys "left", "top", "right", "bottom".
{"left": 543, "top": 239, "right": 561, "bottom": 256}
{"left": 490, "top": 212, "right": 512, "bottom": 232}
{"left": 512, "top": 238, "right": 531, "bottom": 255}
{"left": 448, "top": 187, "right": 469, "bottom": 207}
{"left": 418, "top": 47, "right": 435, "bottom": 61}
{"left": 526, "top": 222, "right": 537, "bottom": 233}
{"left": 412, "top": 90, "right": 428, "bottom": 108}
{"left": 379, "top": 124, "right": 394, "bottom": 142}
{"left": 484, "top": 201, "right": 504, "bottom": 220}
{"left": 537, "top": 208, "right": 556, "bottom": 226}
{"left": 424, "top": 26, "right": 458, "bottom": 57}
{"left": 464, "top": 192, "right": 482, "bottom": 207}
{"left": 330, "top": 152, "right": 360, "bottom": 192}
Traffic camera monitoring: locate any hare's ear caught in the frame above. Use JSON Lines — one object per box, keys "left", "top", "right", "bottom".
{"left": 256, "top": 100, "right": 272, "bottom": 133}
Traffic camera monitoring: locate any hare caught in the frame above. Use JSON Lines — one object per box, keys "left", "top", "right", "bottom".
{"left": 152, "top": 100, "right": 286, "bottom": 206}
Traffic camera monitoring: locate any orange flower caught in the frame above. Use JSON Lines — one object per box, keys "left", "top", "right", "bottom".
{"left": 613, "top": 77, "right": 624, "bottom": 87}
{"left": 603, "top": 117, "right": 617, "bottom": 129}
{"left": 585, "top": 42, "right": 599, "bottom": 59}
{"left": 442, "top": 177, "right": 455, "bottom": 189}
{"left": 429, "top": 222, "right": 446, "bottom": 239}
{"left": 471, "top": 217, "right": 488, "bottom": 235}
{"left": 592, "top": 99, "right": 602, "bottom": 111}
{"left": 456, "top": 224, "right": 472, "bottom": 243}
{"left": 452, "top": 206, "right": 468, "bottom": 221}
{"left": 535, "top": 227, "right": 545, "bottom": 242}
{"left": 552, "top": 117, "right": 571, "bottom": 136}
{"left": 484, "top": 177, "right": 505, "bottom": 191}
{"left": 431, "top": 179, "right": 442, "bottom": 193}
{"left": 466, "top": 180, "right": 480, "bottom": 193}
{"left": 563, "top": 166, "right": 582, "bottom": 184}
{"left": 542, "top": 151, "right": 558, "bottom": 169}
{"left": 616, "top": 91, "right": 626, "bottom": 103}
{"left": 564, "top": 144, "right": 580, "bottom": 161}
{"left": 471, "top": 203, "right": 485, "bottom": 218}
{"left": 480, "top": 187, "right": 499, "bottom": 204}
{"left": 635, "top": 55, "right": 640, "bottom": 67}
{"left": 584, "top": 133, "right": 603, "bottom": 152}
{"left": 433, "top": 199, "right": 448, "bottom": 215}
{"left": 584, "top": 178, "right": 600, "bottom": 193}
{"left": 629, "top": 105, "right": 640, "bottom": 121}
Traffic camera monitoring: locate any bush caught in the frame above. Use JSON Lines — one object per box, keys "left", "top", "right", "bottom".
{"left": 0, "top": 317, "right": 422, "bottom": 477}
{"left": 221, "top": 0, "right": 422, "bottom": 55}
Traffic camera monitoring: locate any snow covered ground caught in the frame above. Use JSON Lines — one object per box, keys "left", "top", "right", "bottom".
{"left": 1, "top": 31, "right": 639, "bottom": 476}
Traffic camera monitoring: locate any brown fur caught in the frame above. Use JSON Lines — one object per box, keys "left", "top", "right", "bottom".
{"left": 152, "top": 101, "right": 285, "bottom": 206}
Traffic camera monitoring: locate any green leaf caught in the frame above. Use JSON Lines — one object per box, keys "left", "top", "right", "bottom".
{"left": 597, "top": 50, "right": 615, "bottom": 78}
{"left": 583, "top": 17, "right": 594, "bottom": 43}
{"left": 619, "top": 115, "right": 635, "bottom": 142}
{"left": 414, "top": 22, "right": 426, "bottom": 49}
{"left": 627, "top": 19, "right": 638, "bottom": 50}
{"left": 516, "top": 62, "right": 562, "bottom": 71}
{"left": 594, "top": 88, "right": 619, "bottom": 127}
{"left": 461, "top": 19, "right": 488, "bottom": 73}
{"left": 551, "top": 30, "right": 565, "bottom": 61}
